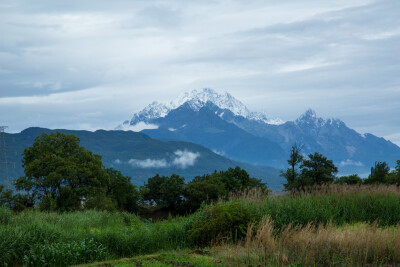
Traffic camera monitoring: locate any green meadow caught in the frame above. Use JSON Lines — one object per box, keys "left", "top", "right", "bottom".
{"left": 2, "top": 185, "right": 400, "bottom": 266}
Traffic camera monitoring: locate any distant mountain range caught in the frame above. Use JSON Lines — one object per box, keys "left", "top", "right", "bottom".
{"left": 1, "top": 127, "right": 282, "bottom": 190}
{"left": 119, "top": 88, "right": 400, "bottom": 175}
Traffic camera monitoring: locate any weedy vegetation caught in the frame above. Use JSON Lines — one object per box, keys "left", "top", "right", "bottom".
{"left": 2, "top": 185, "right": 400, "bottom": 266}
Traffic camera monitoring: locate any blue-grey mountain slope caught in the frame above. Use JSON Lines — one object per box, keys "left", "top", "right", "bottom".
{"left": 1, "top": 127, "right": 282, "bottom": 189}
{"left": 120, "top": 88, "right": 400, "bottom": 175}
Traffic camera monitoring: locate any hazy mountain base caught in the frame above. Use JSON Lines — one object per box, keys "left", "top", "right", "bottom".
{"left": 1, "top": 127, "right": 283, "bottom": 189}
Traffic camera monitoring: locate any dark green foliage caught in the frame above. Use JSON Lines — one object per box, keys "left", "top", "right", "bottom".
{"left": 140, "top": 174, "right": 164, "bottom": 205}
{"left": 106, "top": 168, "right": 140, "bottom": 212}
{"left": 365, "top": 161, "right": 391, "bottom": 184}
{"left": 159, "top": 174, "right": 185, "bottom": 208}
{"left": 360, "top": 160, "right": 400, "bottom": 185}
{"left": 23, "top": 239, "right": 108, "bottom": 267}
{"left": 219, "top": 166, "right": 265, "bottom": 193}
{"left": 6, "top": 133, "right": 140, "bottom": 212}
{"left": 385, "top": 164, "right": 400, "bottom": 184}
{"left": 300, "top": 152, "right": 338, "bottom": 185}
{"left": 335, "top": 174, "right": 363, "bottom": 184}
{"left": 0, "top": 185, "right": 34, "bottom": 211}
{"left": 184, "top": 179, "right": 227, "bottom": 212}
{"left": 184, "top": 167, "right": 266, "bottom": 212}
{"left": 188, "top": 201, "right": 260, "bottom": 246}
{"left": 0, "top": 185, "right": 14, "bottom": 209}
{"left": 15, "top": 132, "right": 110, "bottom": 211}
{"left": 141, "top": 174, "right": 185, "bottom": 208}
{"left": 283, "top": 151, "right": 338, "bottom": 190}
{"left": 281, "top": 144, "right": 303, "bottom": 191}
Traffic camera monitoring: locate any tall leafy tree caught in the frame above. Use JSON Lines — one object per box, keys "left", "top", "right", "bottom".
{"left": 386, "top": 160, "right": 400, "bottom": 184}
{"left": 159, "top": 174, "right": 185, "bottom": 208}
{"left": 140, "top": 174, "right": 166, "bottom": 205}
{"left": 184, "top": 175, "right": 227, "bottom": 212}
{"left": 365, "top": 161, "right": 390, "bottom": 184}
{"left": 105, "top": 168, "right": 139, "bottom": 212}
{"left": 300, "top": 152, "right": 338, "bottom": 185}
{"left": 281, "top": 144, "right": 304, "bottom": 190}
{"left": 141, "top": 174, "right": 185, "bottom": 208}
{"left": 14, "top": 132, "right": 109, "bottom": 211}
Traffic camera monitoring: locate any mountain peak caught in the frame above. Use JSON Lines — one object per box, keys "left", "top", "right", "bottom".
{"left": 171, "top": 88, "right": 250, "bottom": 118}
{"left": 120, "top": 88, "right": 284, "bottom": 129}
{"left": 295, "top": 109, "right": 346, "bottom": 129}
{"left": 296, "top": 108, "right": 317, "bottom": 122}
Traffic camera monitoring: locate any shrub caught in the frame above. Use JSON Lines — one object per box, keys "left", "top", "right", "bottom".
{"left": 188, "top": 201, "right": 260, "bottom": 246}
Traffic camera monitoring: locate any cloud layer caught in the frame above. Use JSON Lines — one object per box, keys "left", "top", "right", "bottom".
{"left": 127, "top": 150, "right": 200, "bottom": 169}
{"left": 0, "top": 0, "right": 399, "bottom": 145}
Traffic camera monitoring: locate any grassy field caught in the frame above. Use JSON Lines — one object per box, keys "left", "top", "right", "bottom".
{"left": 2, "top": 184, "right": 400, "bottom": 266}
{"left": 0, "top": 210, "right": 192, "bottom": 266}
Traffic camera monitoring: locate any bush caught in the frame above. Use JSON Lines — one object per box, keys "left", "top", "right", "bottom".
{"left": 188, "top": 201, "right": 260, "bottom": 246}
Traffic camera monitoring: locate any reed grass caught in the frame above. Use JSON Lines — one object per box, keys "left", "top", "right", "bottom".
{"left": 234, "top": 184, "right": 400, "bottom": 231}
{"left": 213, "top": 218, "right": 400, "bottom": 266}
{"left": 2, "top": 184, "right": 400, "bottom": 266}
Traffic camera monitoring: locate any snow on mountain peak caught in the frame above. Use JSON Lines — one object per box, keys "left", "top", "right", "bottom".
{"left": 295, "top": 109, "right": 345, "bottom": 128}
{"left": 171, "top": 88, "right": 251, "bottom": 118}
{"left": 296, "top": 109, "right": 318, "bottom": 123}
{"left": 122, "top": 88, "right": 284, "bottom": 128}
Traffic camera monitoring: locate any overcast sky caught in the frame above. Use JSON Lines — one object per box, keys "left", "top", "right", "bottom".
{"left": 0, "top": 0, "right": 399, "bottom": 145}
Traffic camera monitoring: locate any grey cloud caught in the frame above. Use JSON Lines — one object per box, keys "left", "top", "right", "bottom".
{"left": 127, "top": 150, "right": 200, "bottom": 169}
{"left": 339, "top": 159, "right": 364, "bottom": 167}
{"left": 0, "top": 0, "right": 399, "bottom": 146}
{"left": 128, "top": 158, "right": 168, "bottom": 168}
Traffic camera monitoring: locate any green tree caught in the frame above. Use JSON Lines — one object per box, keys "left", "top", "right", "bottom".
{"left": 385, "top": 160, "right": 400, "bottom": 184}
{"left": 140, "top": 174, "right": 166, "bottom": 205}
{"left": 159, "top": 174, "right": 185, "bottom": 208}
{"left": 219, "top": 166, "right": 266, "bottom": 193}
{"left": 300, "top": 152, "right": 338, "bottom": 185}
{"left": 0, "top": 185, "right": 13, "bottom": 208}
{"left": 281, "top": 144, "right": 304, "bottom": 191}
{"left": 14, "top": 132, "right": 110, "bottom": 211}
{"left": 184, "top": 167, "right": 266, "bottom": 212}
{"left": 184, "top": 178, "right": 227, "bottom": 212}
{"left": 365, "top": 161, "right": 390, "bottom": 184}
{"left": 141, "top": 174, "right": 185, "bottom": 208}
{"left": 335, "top": 174, "right": 362, "bottom": 184}
{"left": 105, "top": 168, "right": 140, "bottom": 212}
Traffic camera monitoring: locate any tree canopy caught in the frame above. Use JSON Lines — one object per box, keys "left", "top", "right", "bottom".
{"left": 12, "top": 132, "right": 140, "bottom": 212}
{"left": 141, "top": 174, "right": 185, "bottom": 208}
{"left": 282, "top": 147, "right": 338, "bottom": 191}
{"left": 281, "top": 144, "right": 303, "bottom": 191}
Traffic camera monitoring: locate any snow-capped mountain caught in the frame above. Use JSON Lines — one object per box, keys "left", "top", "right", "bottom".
{"left": 118, "top": 88, "right": 400, "bottom": 175}
{"left": 118, "top": 88, "right": 283, "bottom": 130}
{"left": 295, "top": 109, "right": 345, "bottom": 129}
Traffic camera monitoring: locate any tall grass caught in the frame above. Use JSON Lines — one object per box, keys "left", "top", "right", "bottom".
{"left": 0, "top": 209, "right": 192, "bottom": 266}
{"left": 2, "top": 184, "right": 400, "bottom": 266}
{"left": 237, "top": 184, "right": 400, "bottom": 231}
{"left": 214, "top": 218, "right": 400, "bottom": 266}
